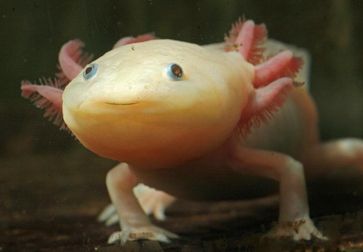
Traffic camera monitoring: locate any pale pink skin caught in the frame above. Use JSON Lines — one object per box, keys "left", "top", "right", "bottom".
{"left": 21, "top": 20, "right": 363, "bottom": 244}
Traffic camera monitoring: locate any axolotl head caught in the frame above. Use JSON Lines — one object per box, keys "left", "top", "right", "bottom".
{"left": 62, "top": 39, "right": 254, "bottom": 168}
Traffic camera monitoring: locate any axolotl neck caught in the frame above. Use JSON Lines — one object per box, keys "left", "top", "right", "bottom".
{"left": 62, "top": 40, "right": 254, "bottom": 169}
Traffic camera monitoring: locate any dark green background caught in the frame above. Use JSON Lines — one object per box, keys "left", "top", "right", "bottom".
{"left": 1, "top": 0, "right": 362, "bottom": 155}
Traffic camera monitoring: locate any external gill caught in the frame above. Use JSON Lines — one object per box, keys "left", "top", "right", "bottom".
{"left": 225, "top": 18, "right": 303, "bottom": 135}
{"left": 21, "top": 78, "right": 65, "bottom": 129}
{"left": 20, "top": 40, "right": 93, "bottom": 130}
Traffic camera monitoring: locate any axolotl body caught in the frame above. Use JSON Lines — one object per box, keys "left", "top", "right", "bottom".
{"left": 21, "top": 19, "right": 363, "bottom": 244}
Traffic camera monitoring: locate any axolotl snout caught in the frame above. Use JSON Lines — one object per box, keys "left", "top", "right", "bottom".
{"left": 21, "top": 19, "right": 363, "bottom": 244}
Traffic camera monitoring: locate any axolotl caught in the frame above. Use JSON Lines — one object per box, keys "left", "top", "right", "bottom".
{"left": 21, "top": 19, "right": 363, "bottom": 244}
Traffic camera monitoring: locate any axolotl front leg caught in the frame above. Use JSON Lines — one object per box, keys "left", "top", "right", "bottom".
{"left": 229, "top": 142, "right": 324, "bottom": 240}
{"left": 223, "top": 20, "right": 325, "bottom": 240}
{"left": 105, "top": 163, "right": 178, "bottom": 243}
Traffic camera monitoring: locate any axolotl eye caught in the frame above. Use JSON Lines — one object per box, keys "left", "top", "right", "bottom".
{"left": 83, "top": 63, "right": 98, "bottom": 80}
{"left": 165, "top": 63, "right": 183, "bottom": 80}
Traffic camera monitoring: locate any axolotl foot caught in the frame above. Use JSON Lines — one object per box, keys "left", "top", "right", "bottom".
{"left": 98, "top": 184, "right": 176, "bottom": 226}
{"left": 134, "top": 184, "right": 176, "bottom": 221}
{"left": 108, "top": 225, "right": 179, "bottom": 244}
{"left": 266, "top": 217, "right": 327, "bottom": 241}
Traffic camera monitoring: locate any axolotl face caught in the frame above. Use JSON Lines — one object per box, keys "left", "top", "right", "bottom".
{"left": 62, "top": 40, "right": 253, "bottom": 168}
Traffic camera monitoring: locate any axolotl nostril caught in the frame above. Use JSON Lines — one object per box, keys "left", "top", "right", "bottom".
{"left": 21, "top": 19, "right": 363, "bottom": 244}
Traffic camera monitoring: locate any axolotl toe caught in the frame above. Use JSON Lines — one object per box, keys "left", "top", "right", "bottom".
{"left": 21, "top": 19, "right": 363, "bottom": 244}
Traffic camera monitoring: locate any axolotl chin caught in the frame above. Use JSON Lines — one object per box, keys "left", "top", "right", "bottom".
{"left": 21, "top": 19, "right": 363, "bottom": 244}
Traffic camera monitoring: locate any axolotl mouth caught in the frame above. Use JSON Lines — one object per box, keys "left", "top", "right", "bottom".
{"left": 104, "top": 102, "right": 140, "bottom": 106}
{"left": 74, "top": 99, "right": 153, "bottom": 116}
